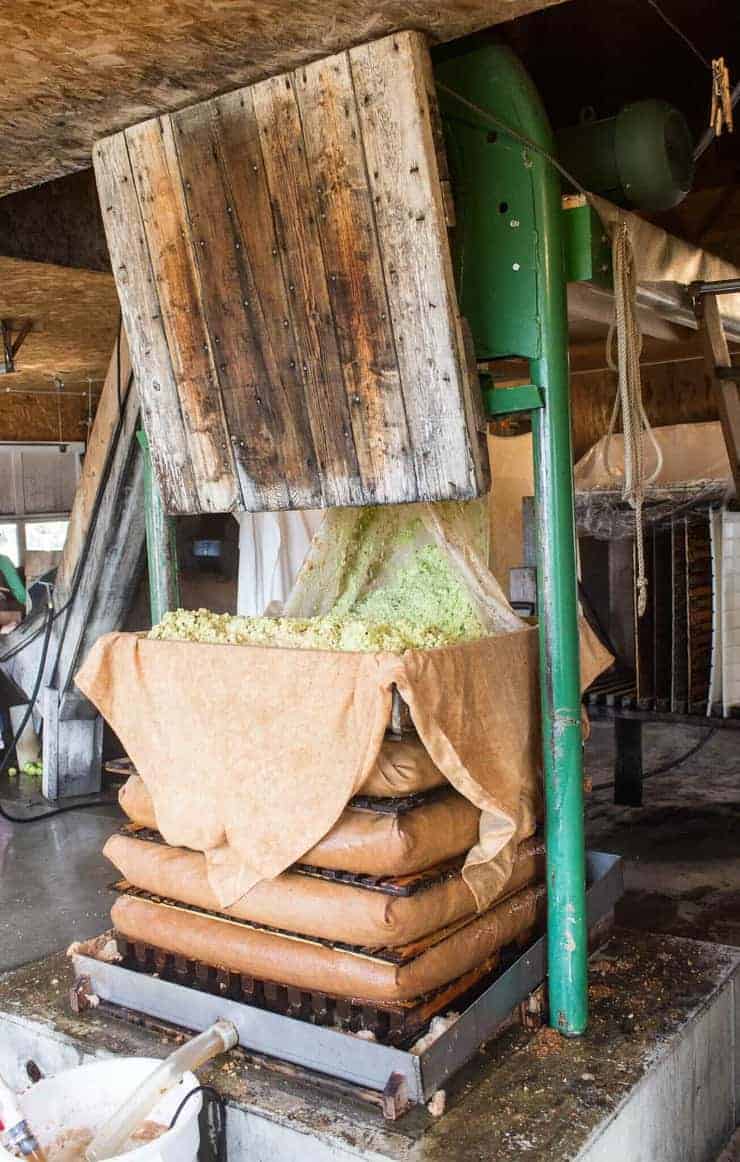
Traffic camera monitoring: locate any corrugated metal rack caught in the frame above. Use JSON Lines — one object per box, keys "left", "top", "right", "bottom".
{"left": 585, "top": 670, "right": 740, "bottom": 727}
{"left": 112, "top": 921, "right": 502, "bottom": 1047}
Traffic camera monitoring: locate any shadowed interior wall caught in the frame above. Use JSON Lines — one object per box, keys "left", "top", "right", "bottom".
{"left": 0, "top": 394, "right": 90, "bottom": 443}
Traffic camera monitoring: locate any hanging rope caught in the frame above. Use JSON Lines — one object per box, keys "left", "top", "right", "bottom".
{"left": 604, "top": 218, "right": 664, "bottom": 618}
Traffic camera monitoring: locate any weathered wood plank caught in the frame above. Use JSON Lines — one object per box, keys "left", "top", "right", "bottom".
{"left": 350, "top": 30, "right": 486, "bottom": 500}
{"left": 56, "top": 322, "right": 131, "bottom": 595}
{"left": 96, "top": 31, "right": 489, "bottom": 510}
{"left": 172, "top": 98, "right": 320, "bottom": 511}
{"left": 51, "top": 370, "right": 144, "bottom": 714}
{"left": 251, "top": 73, "right": 363, "bottom": 507}
{"left": 295, "top": 52, "right": 416, "bottom": 505}
{"left": 170, "top": 102, "right": 286, "bottom": 511}
{"left": 124, "top": 117, "right": 240, "bottom": 512}
{"left": 93, "top": 135, "right": 199, "bottom": 514}
{"left": 702, "top": 294, "right": 740, "bottom": 498}
{"left": 59, "top": 442, "right": 147, "bottom": 718}
{"left": 210, "top": 87, "right": 321, "bottom": 510}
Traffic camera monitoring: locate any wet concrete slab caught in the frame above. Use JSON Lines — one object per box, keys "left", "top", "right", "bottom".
{"left": 585, "top": 722, "right": 740, "bottom": 949}
{"left": 0, "top": 928, "right": 737, "bottom": 1161}
{"left": 0, "top": 789, "right": 121, "bottom": 973}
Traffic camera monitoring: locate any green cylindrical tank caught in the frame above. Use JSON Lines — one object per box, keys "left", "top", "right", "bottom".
{"left": 557, "top": 99, "right": 694, "bottom": 211}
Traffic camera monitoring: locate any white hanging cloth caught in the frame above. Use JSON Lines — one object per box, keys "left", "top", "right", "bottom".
{"left": 235, "top": 510, "right": 323, "bottom": 616}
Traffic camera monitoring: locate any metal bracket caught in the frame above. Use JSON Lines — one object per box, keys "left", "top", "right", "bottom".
{"left": 70, "top": 974, "right": 94, "bottom": 1014}
{"left": 688, "top": 277, "right": 740, "bottom": 300}
{"left": 485, "top": 383, "right": 543, "bottom": 417}
{"left": 1, "top": 318, "right": 33, "bottom": 374}
{"left": 382, "top": 1072, "right": 411, "bottom": 1120}
{"left": 562, "top": 196, "right": 612, "bottom": 286}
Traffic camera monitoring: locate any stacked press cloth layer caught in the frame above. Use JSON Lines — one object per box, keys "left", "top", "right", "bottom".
{"left": 105, "top": 734, "right": 546, "bottom": 1005}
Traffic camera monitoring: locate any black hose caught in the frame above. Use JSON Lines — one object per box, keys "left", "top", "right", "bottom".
{"left": 0, "top": 592, "right": 117, "bottom": 824}
{"left": 590, "top": 726, "right": 718, "bottom": 795}
{"left": 170, "top": 1085, "right": 227, "bottom": 1161}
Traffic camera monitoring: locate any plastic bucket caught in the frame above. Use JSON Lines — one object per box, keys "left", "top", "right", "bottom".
{"left": 0, "top": 1058, "right": 201, "bottom": 1161}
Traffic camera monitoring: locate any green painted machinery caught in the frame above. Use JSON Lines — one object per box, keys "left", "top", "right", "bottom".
{"left": 436, "top": 41, "right": 589, "bottom": 1035}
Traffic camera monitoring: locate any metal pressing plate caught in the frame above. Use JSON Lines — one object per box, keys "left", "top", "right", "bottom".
{"left": 71, "top": 852, "right": 623, "bottom": 1106}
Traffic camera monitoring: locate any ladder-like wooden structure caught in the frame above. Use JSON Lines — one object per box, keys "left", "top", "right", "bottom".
{"left": 1, "top": 325, "right": 146, "bottom": 798}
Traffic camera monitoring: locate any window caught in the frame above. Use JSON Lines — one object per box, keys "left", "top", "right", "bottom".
{"left": 25, "top": 519, "right": 69, "bottom": 553}
{"left": 0, "top": 523, "right": 20, "bottom": 566}
{"left": 0, "top": 442, "right": 82, "bottom": 572}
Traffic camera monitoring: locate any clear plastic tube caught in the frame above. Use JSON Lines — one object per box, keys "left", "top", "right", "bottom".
{"left": 0, "top": 1073, "right": 46, "bottom": 1160}
{"left": 85, "top": 1020, "right": 237, "bottom": 1161}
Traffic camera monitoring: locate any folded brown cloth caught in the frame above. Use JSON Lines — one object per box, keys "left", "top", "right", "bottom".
{"left": 119, "top": 774, "right": 481, "bottom": 876}
{"left": 80, "top": 626, "right": 608, "bottom": 911}
{"left": 111, "top": 880, "right": 546, "bottom": 1002}
{"left": 104, "top": 832, "right": 544, "bottom": 948}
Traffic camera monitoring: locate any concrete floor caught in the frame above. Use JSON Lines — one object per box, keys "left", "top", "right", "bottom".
{"left": 585, "top": 720, "right": 740, "bottom": 949}
{"left": 0, "top": 719, "right": 736, "bottom": 975}
{"left": 0, "top": 773, "right": 121, "bottom": 973}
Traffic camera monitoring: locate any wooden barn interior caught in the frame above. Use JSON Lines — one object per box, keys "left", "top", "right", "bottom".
{"left": 0, "top": 2, "right": 738, "bottom": 1159}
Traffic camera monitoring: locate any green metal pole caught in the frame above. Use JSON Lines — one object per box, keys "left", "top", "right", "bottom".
{"left": 435, "top": 43, "right": 587, "bottom": 1033}
{"left": 136, "top": 430, "right": 180, "bottom": 624}
{"left": 529, "top": 248, "right": 588, "bottom": 1037}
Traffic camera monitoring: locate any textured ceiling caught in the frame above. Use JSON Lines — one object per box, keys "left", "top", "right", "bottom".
{"left": 0, "top": 258, "right": 119, "bottom": 395}
{"left": 0, "top": 0, "right": 566, "bottom": 196}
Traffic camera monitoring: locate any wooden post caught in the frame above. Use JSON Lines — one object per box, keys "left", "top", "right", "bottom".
{"left": 613, "top": 717, "right": 643, "bottom": 807}
{"left": 699, "top": 295, "right": 740, "bottom": 499}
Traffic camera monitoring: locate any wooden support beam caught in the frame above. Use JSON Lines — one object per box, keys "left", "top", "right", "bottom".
{"left": 0, "top": 323, "right": 146, "bottom": 796}
{"left": 613, "top": 718, "right": 643, "bottom": 807}
{"left": 51, "top": 343, "right": 145, "bottom": 720}
{"left": 700, "top": 294, "right": 740, "bottom": 499}
{"left": 42, "top": 686, "right": 103, "bottom": 799}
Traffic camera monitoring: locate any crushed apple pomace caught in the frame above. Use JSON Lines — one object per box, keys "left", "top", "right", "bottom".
{"left": 149, "top": 541, "right": 486, "bottom": 652}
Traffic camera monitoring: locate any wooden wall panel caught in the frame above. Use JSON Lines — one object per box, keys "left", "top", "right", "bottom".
{"left": 94, "top": 30, "right": 489, "bottom": 515}
{"left": 570, "top": 359, "right": 718, "bottom": 462}
{"left": 0, "top": 393, "right": 89, "bottom": 443}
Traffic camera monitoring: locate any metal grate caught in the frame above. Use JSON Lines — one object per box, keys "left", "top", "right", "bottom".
{"left": 118, "top": 823, "right": 478, "bottom": 898}
{"left": 114, "top": 928, "right": 504, "bottom": 1047}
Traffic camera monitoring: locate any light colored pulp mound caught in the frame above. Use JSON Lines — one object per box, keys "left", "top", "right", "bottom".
{"left": 150, "top": 543, "right": 486, "bottom": 652}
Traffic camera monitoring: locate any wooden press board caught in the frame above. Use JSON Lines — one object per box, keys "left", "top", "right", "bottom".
{"left": 94, "top": 31, "right": 489, "bottom": 515}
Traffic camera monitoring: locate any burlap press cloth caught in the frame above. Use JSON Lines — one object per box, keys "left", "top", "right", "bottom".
{"left": 77, "top": 625, "right": 610, "bottom": 910}
{"left": 111, "top": 881, "right": 546, "bottom": 1003}
{"left": 120, "top": 775, "right": 482, "bottom": 876}
{"left": 105, "top": 831, "right": 544, "bottom": 948}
